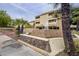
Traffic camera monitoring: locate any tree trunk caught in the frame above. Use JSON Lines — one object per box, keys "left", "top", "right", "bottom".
{"left": 61, "top": 3, "right": 76, "bottom": 56}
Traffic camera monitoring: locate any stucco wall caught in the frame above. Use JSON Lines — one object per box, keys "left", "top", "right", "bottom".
{"left": 49, "top": 38, "right": 65, "bottom": 55}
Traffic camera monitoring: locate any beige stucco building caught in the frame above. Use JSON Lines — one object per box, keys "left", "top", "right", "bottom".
{"left": 34, "top": 10, "right": 62, "bottom": 31}
{"left": 29, "top": 10, "right": 63, "bottom": 38}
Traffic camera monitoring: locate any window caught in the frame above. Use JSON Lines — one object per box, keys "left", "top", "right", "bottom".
{"left": 54, "top": 14, "right": 58, "bottom": 17}
{"left": 36, "top": 22, "right": 40, "bottom": 24}
{"left": 48, "top": 26, "right": 53, "bottom": 29}
{"left": 36, "top": 26, "right": 45, "bottom": 29}
{"left": 49, "top": 13, "right": 53, "bottom": 16}
{"left": 36, "top": 16, "right": 40, "bottom": 19}
{"left": 48, "top": 26, "right": 59, "bottom": 29}
{"left": 53, "top": 26, "right": 59, "bottom": 29}
{"left": 48, "top": 19, "right": 56, "bottom": 22}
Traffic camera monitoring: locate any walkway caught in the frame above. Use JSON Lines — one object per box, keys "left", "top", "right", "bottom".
{"left": 0, "top": 33, "right": 43, "bottom": 56}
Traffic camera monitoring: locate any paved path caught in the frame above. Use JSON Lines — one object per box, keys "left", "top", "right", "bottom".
{"left": 0, "top": 33, "right": 43, "bottom": 56}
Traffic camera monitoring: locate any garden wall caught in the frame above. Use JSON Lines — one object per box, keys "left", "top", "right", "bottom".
{"left": 19, "top": 34, "right": 51, "bottom": 52}
{"left": 0, "top": 27, "right": 15, "bottom": 32}
{"left": 19, "top": 34, "right": 65, "bottom": 55}
{"left": 30, "top": 29, "right": 63, "bottom": 38}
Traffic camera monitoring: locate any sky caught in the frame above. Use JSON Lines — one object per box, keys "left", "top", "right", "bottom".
{"left": 0, "top": 3, "right": 79, "bottom": 22}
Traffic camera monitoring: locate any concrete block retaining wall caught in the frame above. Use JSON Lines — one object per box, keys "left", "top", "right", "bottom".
{"left": 19, "top": 34, "right": 65, "bottom": 56}
{"left": 20, "top": 34, "right": 51, "bottom": 52}
{"left": 30, "top": 29, "right": 63, "bottom": 38}
{"left": 0, "top": 28, "right": 15, "bottom": 32}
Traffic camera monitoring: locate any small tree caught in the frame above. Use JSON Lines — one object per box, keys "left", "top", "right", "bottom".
{"left": 16, "top": 25, "right": 20, "bottom": 37}
{"left": 0, "top": 10, "right": 12, "bottom": 27}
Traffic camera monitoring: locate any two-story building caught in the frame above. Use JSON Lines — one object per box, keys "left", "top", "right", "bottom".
{"left": 34, "top": 10, "right": 62, "bottom": 30}
{"left": 29, "top": 10, "right": 63, "bottom": 38}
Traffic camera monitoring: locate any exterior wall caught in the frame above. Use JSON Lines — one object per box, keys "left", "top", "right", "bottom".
{"left": 34, "top": 11, "right": 62, "bottom": 30}
{"left": 35, "top": 18, "right": 41, "bottom": 27}
{"left": 32, "top": 11, "right": 63, "bottom": 38}
{"left": 35, "top": 14, "right": 48, "bottom": 28}
{"left": 56, "top": 14, "right": 63, "bottom": 36}
{"left": 39, "top": 14, "right": 48, "bottom": 27}
{"left": 48, "top": 13, "right": 61, "bottom": 27}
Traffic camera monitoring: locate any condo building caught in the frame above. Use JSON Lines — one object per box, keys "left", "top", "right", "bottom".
{"left": 29, "top": 10, "right": 63, "bottom": 38}
{"left": 34, "top": 10, "right": 62, "bottom": 30}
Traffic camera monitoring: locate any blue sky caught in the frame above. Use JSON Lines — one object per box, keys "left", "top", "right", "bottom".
{"left": 0, "top": 3, "right": 56, "bottom": 21}
{"left": 0, "top": 3, "right": 79, "bottom": 22}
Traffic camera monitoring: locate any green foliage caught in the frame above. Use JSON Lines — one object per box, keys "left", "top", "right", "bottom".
{"left": 0, "top": 10, "right": 12, "bottom": 27}
{"left": 14, "top": 18, "right": 32, "bottom": 28}
{"left": 14, "top": 18, "right": 26, "bottom": 25}
{"left": 71, "top": 8, "right": 79, "bottom": 25}
{"left": 25, "top": 22, "right": 32, "bottom": 28}
{"left": 0, "top": 10, "right": 32, "bottom": 28}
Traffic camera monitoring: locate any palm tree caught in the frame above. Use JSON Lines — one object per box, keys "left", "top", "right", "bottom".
{"left": 61, "top": 3, "right": 75, "bottom": 56}
{"left": 52, "top": 3, "right": 76, "bottom": 55}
